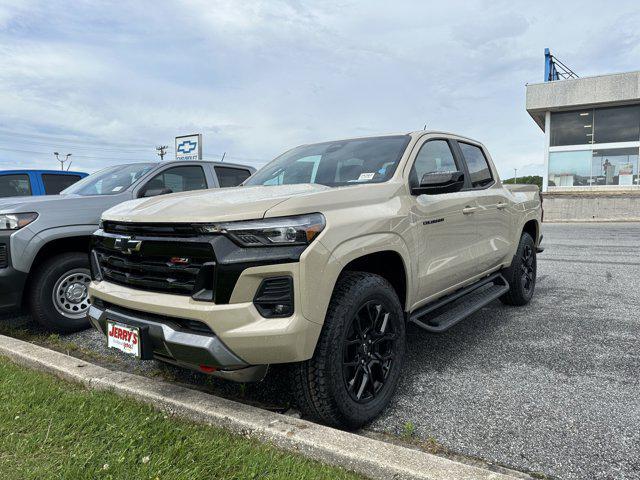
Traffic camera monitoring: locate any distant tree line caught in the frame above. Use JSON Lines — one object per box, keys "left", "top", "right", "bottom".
{"left": 502, "top": 175, "right": 543, "bottom": 190}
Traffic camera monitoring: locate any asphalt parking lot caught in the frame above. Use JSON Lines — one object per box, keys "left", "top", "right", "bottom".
{"left": 2, "top": 222, "right": 639, "bottom": 479}
{"left": 372, "top": 222, "right": 640, "bottom": 480}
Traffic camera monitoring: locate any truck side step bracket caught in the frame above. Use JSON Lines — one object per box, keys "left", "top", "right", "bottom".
{"left": 409, "top": 273, "right": 510, "bottom": 333}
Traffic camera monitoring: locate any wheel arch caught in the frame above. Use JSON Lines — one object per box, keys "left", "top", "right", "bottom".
{"left": 23, "top": 235, "right": 92, "bottom": 307}
{"left": 522, "top": 218, "right": 540, "bottom": 245}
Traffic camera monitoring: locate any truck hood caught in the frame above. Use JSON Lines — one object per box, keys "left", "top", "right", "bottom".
{"left": 0, "top": 193, "right": 129, "bottom": 227}
{"left": 102, "top": 184, "right": 335, "bottom": 223}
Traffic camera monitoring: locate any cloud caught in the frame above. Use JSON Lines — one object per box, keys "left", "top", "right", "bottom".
{"left": 0, "top": 0, "right": 639, "bottom": 176}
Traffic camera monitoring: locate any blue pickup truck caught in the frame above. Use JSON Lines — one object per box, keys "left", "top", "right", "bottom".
{"left": 0, "top": 170, "right": 88, "bottom": 197}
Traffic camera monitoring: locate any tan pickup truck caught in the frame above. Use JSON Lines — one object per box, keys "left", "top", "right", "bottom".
{"left": 88, "top": 131, "right": 543, "bottom": 428}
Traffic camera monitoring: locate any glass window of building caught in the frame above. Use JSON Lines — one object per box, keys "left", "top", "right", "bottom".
{"left": 548, "top": 150, "right": 592, "bottom": 187}
{"left": 548, "top": 148, "right": 640, "bottom": 187}
{"left": 550, "top": 110, "right": 594, "bottom": 146}
{"left": 593, "top": 106, "right": 640, "bottom": 144}
{"left": 591, "top": 147, "right": 639, "bottom": 186}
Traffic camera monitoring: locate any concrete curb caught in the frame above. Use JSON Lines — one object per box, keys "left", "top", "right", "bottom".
{"left": 0, "top": 335, "right": 527, "bottom": 480}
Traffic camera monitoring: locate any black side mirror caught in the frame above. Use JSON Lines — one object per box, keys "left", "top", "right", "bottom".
{"left": 411, "top": 171, "right": 465, "bottom": 195}
{"left": 141, "top": 187, "right": 173, "bottom": 198}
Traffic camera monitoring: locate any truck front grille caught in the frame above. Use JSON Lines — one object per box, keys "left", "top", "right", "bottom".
{"left": 102, "top": 221, "right": 201, "bottom": 237}
{"left": 93, "top": 237, "right": 215, "bottom": 296}
{"left": 0, "top": 245, "right": 7, "bottom": 268}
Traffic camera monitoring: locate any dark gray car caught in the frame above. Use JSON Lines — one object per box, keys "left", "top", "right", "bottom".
{"left": 0, "top": 160, "right": 255, "bottom": 332}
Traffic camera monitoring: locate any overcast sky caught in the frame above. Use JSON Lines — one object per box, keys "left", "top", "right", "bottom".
{"left": 1, "top": 0, "right": 640, "bottom": 177}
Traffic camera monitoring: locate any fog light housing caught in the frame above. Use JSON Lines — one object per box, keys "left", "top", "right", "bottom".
{"left": 253, "top": 276, "right": 294, "bottom": 318}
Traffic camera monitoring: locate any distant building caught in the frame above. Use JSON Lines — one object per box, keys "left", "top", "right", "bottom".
{"left": 525, "top": 50, "right": 640, "bottom": 221}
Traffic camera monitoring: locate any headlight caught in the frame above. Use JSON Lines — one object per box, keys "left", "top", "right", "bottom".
{"left": 0, "top": 213, "right": 38, "bottom": 230}
{"left": 199, "top": 213, "right": 325, "bottom": 247}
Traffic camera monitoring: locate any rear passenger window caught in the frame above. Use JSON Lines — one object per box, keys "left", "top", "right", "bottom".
{"left": 0, "top": 174, "right": 31, "bottom": 197}
{"left": 459, "top": 143, "right": 493, "bottom": 188}
{"left": 42, "top": 174, "right": 82, "bottom": 195}
{"left": 409, "top": 140, "right": 457, "bottom": 187}
{"left": 215, "top": 166, "right": 252, "bottom": 187}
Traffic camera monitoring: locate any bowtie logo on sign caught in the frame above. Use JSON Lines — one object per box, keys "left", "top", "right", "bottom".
{"left": 175, "top": 134, "right": 203, "bottom": 161}
{"left": 177, "top": 140, "right": 197, "bottom": 154}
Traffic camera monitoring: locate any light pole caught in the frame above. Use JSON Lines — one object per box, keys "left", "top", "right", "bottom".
{"left": 54, "top": 152, "right": 72, "bottom": 171}
{"left": 513, "top": 168, "right": 518, "bottom": 184}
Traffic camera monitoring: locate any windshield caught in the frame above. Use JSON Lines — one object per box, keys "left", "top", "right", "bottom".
{"left": 61, "top": 163, "right": 155, "bottom": 196}
{"left": 245, "top": 135, "right": 410, "bottom": 187}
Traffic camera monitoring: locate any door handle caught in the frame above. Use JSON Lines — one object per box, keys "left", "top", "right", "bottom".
{"left": 462, "top": 206, "right": 478, "bottom": 214}
{"left": 496, "top": 202, "right": 508, "bottom": 210}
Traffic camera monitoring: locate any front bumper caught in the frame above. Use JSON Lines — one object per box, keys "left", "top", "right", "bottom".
{"left": 0, "top": 232, "right": 27, "bottom": 312}
{"left": 88, "top": 301, "right": 248, "bottom": 370}
{"left": 88, "top": 262, "right": 323, "bottom": 366}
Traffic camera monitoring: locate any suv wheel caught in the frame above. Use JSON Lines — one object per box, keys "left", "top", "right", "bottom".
{"left": 291, "top": 272, "right": 406, "bottom": 429}
{"left": 500, "top": 232, "right": 537, "bottom": 306}
{"left": 29, "top": 252, "right": 91, "bottom": 333}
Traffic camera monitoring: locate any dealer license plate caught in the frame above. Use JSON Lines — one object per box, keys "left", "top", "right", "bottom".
{"left": 106, "top": 321, "right": 141, "bottom": 357}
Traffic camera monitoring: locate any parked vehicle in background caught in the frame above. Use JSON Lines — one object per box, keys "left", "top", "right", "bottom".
{"left": 0, "top": 170, "right": 88, "bottom": 197}
{"left": 88, "top": 131, "right": 542, "bottom": 428}
{"left": 0, "top": 160, "right": 255, "bottom": 332}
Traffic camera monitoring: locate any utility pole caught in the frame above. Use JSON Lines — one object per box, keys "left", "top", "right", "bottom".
{"left": 513, "top": 168, "right": 518, "bottom": 184}
{"left": 156, "top": 145, "right": 168, "bottom": 160}
{"left": 54, "top": 152, "right": 72, "bottom": 171}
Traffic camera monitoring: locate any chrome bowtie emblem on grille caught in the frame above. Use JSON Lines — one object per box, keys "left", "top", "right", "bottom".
{"left": 113, "top": 237, "right": 142, "bottom": 255}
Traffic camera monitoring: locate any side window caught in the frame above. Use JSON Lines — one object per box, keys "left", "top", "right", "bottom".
{"left": 409, "top": 140, "right": 457, "bottom": 187}
{"left": 214, "top": 166, "right": 252, "bottom": 187}
{"left": 0, "top": 174, "right": 32, "bottom": 197}
{"left": 458, "top": 143, "right": 493, "bottom": 188}
{"left": 144, "top": 166, "right": 207, "bottom": 194}
{"left": 42, "top": 174, "right": 82, "bottom": 195}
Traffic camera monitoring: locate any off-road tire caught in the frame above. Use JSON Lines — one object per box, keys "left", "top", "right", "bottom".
{"left": 291, "top": 272, "right": 406, "bottom": 430}
{"left": 28, "top": 252, "right": 91, "bottom": 333}
{"left": 500, "top": 232, "right": 537, "bottom": 306}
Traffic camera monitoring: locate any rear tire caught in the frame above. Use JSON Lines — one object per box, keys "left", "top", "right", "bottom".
{"left": 500, "top": 232, "right": 537, "bottom": 306}
{"left": 28, "top": 252, "right": 91, "bottom": 333}
{"left": 291, "top": 272, "right": 406, "bottom": 430}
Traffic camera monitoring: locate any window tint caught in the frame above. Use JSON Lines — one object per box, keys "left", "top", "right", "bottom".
{"left": 459, "top": 143, "right": 493, "bottom": 188}
{"left": 214, "top": 166, "right": 252, "bottom": 187}
{"left": 145, "top": 166, "right": 207, "bottom": 194}
{"left": 0, "top": 174, "right": 31, "bottom": 197}
{"left": 550, "top": 110, "right": 593, "bottom": 146}
{"left": 42, "top": 174, "right": 82, "bottom": 195}
{"left": 594, "top": 106, "right": 640, "bottom": 144}
{"left": 410, "top": 140, "right": 457, "bottom": 186}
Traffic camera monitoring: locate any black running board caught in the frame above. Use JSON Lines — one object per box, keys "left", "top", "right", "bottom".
{"left": 409, "top": 273, "right": 510, "bottom": 333}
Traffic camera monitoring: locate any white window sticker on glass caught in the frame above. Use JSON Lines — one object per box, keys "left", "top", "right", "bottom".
{"left": 357, "top": 172, "right": 376, "bottom": 182}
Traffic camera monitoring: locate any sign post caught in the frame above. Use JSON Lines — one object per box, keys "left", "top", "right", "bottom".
{"left": 175, "top": 134, "right": 203, "bottom": 161}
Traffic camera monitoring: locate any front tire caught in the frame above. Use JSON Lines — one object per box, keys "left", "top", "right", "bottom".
{"left": 291, "top": 272, "right": 406, "bottom": 429}
{"left": 28, "top": 252, "right": 91, "bottom": 333}
{"left": 500, "top": 232, "right": 537, "bottom": 306}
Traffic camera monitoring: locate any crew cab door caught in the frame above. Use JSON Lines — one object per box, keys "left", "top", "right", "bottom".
{"left": 407, "top": 138, "right": 478, "bottom": 302}
{"left": 454, "top": 141, "right": 513, "bottom": 272}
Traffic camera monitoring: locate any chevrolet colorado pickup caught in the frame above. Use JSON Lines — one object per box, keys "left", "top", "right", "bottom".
{"left": 0, "top": 160, "right": 254, "bottom": 332}
{"left": 88, "top": 131, "right": 542, "bottom": 428}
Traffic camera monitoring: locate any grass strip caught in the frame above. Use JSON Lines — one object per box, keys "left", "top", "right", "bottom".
{"left": 0, "top": 356, "right": 362, "bottom": 480}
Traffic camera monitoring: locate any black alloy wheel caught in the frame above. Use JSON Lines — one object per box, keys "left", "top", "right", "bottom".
{"left": 342, "top": 301, "right": 398, "bottom": 403}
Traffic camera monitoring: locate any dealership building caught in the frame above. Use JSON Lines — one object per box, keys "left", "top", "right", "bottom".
{"left": 526, "top": 51, "right": 640, "bottom": 221}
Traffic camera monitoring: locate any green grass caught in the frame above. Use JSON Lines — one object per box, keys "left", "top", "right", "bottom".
{"left": 0, "top": 357, "right": 362, "bottom": 480}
